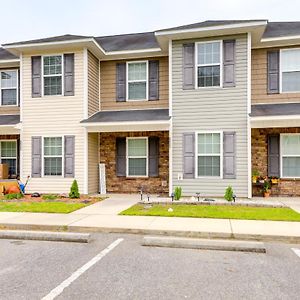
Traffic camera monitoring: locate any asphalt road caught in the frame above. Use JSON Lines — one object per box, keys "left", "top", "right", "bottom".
{"left": 0, "top": 233, "right": 299, "bottom": 300}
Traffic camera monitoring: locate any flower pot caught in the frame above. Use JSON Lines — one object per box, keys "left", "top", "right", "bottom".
{"left": 263, "top": 192, "right": 270, "bottom": 198}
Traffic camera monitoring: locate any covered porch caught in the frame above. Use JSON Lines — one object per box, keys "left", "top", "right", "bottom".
{"left": 251, "top": 103, "right": 300, "bottom": 197}
{"left": 81, "top": 109, "right": 170, "bottom": 195}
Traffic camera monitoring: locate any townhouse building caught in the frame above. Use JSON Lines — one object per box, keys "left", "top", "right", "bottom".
{"left": 1, "top": 20, "right": 300, "bottom": 198}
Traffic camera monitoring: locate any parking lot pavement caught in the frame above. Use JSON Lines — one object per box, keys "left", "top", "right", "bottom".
{"left": 0, "top": 233, "right": 300, "bottom": 300}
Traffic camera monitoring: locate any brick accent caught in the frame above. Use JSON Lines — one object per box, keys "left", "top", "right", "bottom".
{"left": 252, "top": 128, "right": 300, "bottom": 196}
{"left": 100, "top": 131, "right": 169, "bottom": 194}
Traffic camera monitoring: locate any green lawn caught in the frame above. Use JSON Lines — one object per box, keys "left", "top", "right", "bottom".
{"left": 0, "top": 202, "right": 87, "bottom": 214}
{"left": 120, "top": 204, "right": 300, "bottom": 221}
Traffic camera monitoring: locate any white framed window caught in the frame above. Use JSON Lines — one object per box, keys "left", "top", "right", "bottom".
{"left": 43, "top": 136, "right": 63, "bottom": 176}
{"left": 196, "top": 132, "right": 223, "bottom": 178}
{"left": 126, "top": 61, "right": 148, "bottom": 101}
{"left": 43, "top": 55, "right": 63, "bottom": 96}
{"left": 196, "top": 41, "right": 222, "bottom": 88}
{"left": 280, "top": 48, "right": 300, "bottom": 93}
{"left": 0, "top": 140, "right": 17, "bottom": 176}
{"left": 126, "top": 137, "right": 148, "bottom": 177}
{"left": 280, "top": 134, "right": 300, "bottom": 178}
{"left": 0, "top": 70, "right": 18, "bottom": 106}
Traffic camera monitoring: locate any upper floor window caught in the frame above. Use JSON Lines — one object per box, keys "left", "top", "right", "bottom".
{"left": 0, "top": 70, "right": 18, "bottom": 106}
{"left": 127, "top": 61, "right": 148, "bottom": 100}
{"left": 43, "top": 55, "right": 63, "bottom": 96}
{"left": 280, "top": 49, "right": 300, "bottom": 93}
{"left": 196, "top": 41, "right": 222, "bottom": 88}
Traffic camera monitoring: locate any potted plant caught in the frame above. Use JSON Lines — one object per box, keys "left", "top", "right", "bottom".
{"left": 252, "top": 170, "right": 260, "bottom": 184}
{"left": 263, "top": 181, "right": 271, "bottom": 198}
{"left": 271, "top": 176, "right": 279, "bottom": 184}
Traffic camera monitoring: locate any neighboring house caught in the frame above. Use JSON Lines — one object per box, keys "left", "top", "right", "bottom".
{"left": 1, "top": 20, "right": 300, "bottom": 197}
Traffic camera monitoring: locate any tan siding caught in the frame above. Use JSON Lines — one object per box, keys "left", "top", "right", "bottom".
{"left": 172, "top": 35, "right": 249, "bottom": 197}
{"left": 21, "top": 50, "right": 86, "bottom": 194}
{"left": 88, "top": 51, "right": 100, "bottom": 116}
{"left": 0, "top": 106, "right": 20, "bottom": 115}
{"left": 252, "top": 46, "right": 300, "bottom": 104}
{"left": 100, "top": 56, "right": 169, "bottom": 110}
{"left": 88, "top": 132, "right": 99, "bottom": 193}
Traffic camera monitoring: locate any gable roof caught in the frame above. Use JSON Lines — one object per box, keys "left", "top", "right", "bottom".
{"left": 95, "top": 32, "right": 159, "bottom": 52}
{"left": 0, "top": 48, "right": 18, "bottom": 60}
{"left": 156, "top": 19, "right": 267, "bottom": 32}
{"left": 263, "top": 22, "right": 300, "bottom": 39}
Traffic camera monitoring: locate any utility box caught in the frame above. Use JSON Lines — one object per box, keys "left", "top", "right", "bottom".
{"left": 0, "top": 164, "right": 8, "bottom": 179}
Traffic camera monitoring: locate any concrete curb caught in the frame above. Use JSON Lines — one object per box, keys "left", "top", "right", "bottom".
{"left": 142, "top": 236, "right": 267, "bottom": 253}
{"left": 0, "top": 230, "right": 90, "bottom": 243}
{"left": 0, "top": 224, "right": 299, "bottom": 244}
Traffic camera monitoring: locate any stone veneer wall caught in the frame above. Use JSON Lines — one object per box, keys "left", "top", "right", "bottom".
{"left": 252, "top": 128, "right": 300, "bottom": 196}
{"left": 100, "top": 131, "right": 169, "bottom": 194}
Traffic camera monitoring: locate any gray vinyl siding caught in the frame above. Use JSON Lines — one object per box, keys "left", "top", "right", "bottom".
{"left": 172, "top": 34, "right": 249, "bottom": 197}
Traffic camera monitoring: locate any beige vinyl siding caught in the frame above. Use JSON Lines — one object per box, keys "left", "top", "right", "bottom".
{"left": 88, "top": 51, "right": 100, "bottom": 116}
{"left": 252, "top": 46, "right": 300, "bottom": 104}
{"left": 172, "top": 35, "right": 249, "bottom": 197}
{"left": 21, "top": 50, "right": 86, "bottom": 193}
{"left": 88, "top": 132, "right": 99, "bottom": 193}
{"left": 100, "top": 56, "right": 169, "bottom": 110}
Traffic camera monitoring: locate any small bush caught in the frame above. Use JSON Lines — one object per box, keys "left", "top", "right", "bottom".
{"left": 174, "top": 186, "right": 182, "bottom": 201}
{"left": 42, "top": 194, "right": 58, "bottom": 201}
{"left": 69, "top": 180, "right": 80, "bottom": 199}
{"left": 4, "top": 193, "right": 23, "bottom": 200}
{"left": 224, "top": 186, "right": 234, "bottom": 202}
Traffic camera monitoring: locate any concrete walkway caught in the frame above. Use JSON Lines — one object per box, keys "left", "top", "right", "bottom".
{"left": 0, "top": 195, "right": 299, "bottom": 242}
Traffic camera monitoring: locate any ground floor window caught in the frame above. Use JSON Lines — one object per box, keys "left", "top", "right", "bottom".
{"left": 43, "top": 137, "right": 63, "bottom": 176}
{"left": 197, "top": 132, "right": 222, "bottom": 177}
{"left": 281, "top": 134, "right": 300, "bottom": 178}
{"left": 126, "top": 137, "right": 148, "bottom": 177}
{"left": 0, "top": 140, "right": 17, "bottom": 175}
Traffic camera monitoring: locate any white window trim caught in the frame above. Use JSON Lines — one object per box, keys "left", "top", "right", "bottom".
{"left": 195, "top": 130, "right": 223, "bottom": 179}
{"left": 195, "top": 40, "right": 223, "bottom": 89}
{"left": 279, "top": 48, "right": 300, "bottom": 94}
{"left": 126, "top": 137, "right": 148, "bottom": 178}
{"left": 0, "top": 139, "right": 18, "bottom": 175}
{"left": 42, "top": 54, "right": 64, "bottom": 97}
{"left": 126, "top": 60, "right": 149, "bottom": 101}
{"left": 0, "top": 69, "right": 19, "bottom": 106}
{"left": 42, "top": 135, "right": 64, "bottom": 177}
{"left": 280, "top": 133, "right": 300, "bottom": 179}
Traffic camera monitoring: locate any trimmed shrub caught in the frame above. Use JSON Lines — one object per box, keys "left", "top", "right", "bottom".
{"left": 4, "top": 193, "right": 23, "bottom": 200}
{"left": 174, "top": 186, "right": 182, "bottom": 201}
{"left": 224, "top": 186, "right": 234, "bottom": 202}
{"left": 69, "top": 180, "right": 80, "bottom": 199}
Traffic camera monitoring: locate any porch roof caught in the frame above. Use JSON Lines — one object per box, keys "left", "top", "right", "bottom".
{"left": 251, "top": 103, "right": 300, "bottom": 128}
{"left": 0, "top": 114, "right": 20, "bottom": 134}
{"left": 81, "top": 109, "right": 170, "bottom": 132}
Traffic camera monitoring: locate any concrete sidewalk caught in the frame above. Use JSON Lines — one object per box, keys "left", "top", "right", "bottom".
{"left": 0, "top": 195, "right": 299, "bottom": 243}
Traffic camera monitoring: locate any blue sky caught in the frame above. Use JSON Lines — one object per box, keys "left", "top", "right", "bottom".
{"left": 1, "top": 0, "right": 299, "bottom": 43}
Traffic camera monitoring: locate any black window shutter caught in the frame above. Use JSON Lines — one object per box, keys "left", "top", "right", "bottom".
{"left": 267, "top": 51, "right": 280, "bottom": 94}
{"left": 268, "top": 134, "right": 280, "bottom": 177}
{"left": 64, "top": 135, "right": 75, "bottom": 177}
{"left": 183, "top": 43, "right": 195, "bottom": 90}
{"left": 148, "top": 60, "right": 159, "bottom": 100}
{"left": 223, "top": 40, "right": 236, "bottom": 87}
{"left": 31, "top": 56, "right": 41, "bottom": 98}
{"left": 183, "top": 133, "right": 195, "bottom": 178}
{"left": 223, "top": 132, "right": 236, "bottom": 179}
{"left": 116, "top": 63, "right": 126, "bottom": 102}
{"left": 116, "top": 137, "right": 126, "bottom": 176}
{"left": 64, "top": 53, "right": 75, "bottom": 96}
{"left": 149, "top": 137, "right": 159, "bottom": 177}
{"left": 31, "top": 136, "right": 42, "bottom": 177}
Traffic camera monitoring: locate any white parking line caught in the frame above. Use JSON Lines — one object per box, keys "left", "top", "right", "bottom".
{"left": 291, "top": 248, "right": 300, "bottom": 259}
{"left": 41, "top": 238, "right": 124, "bottom": 300}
